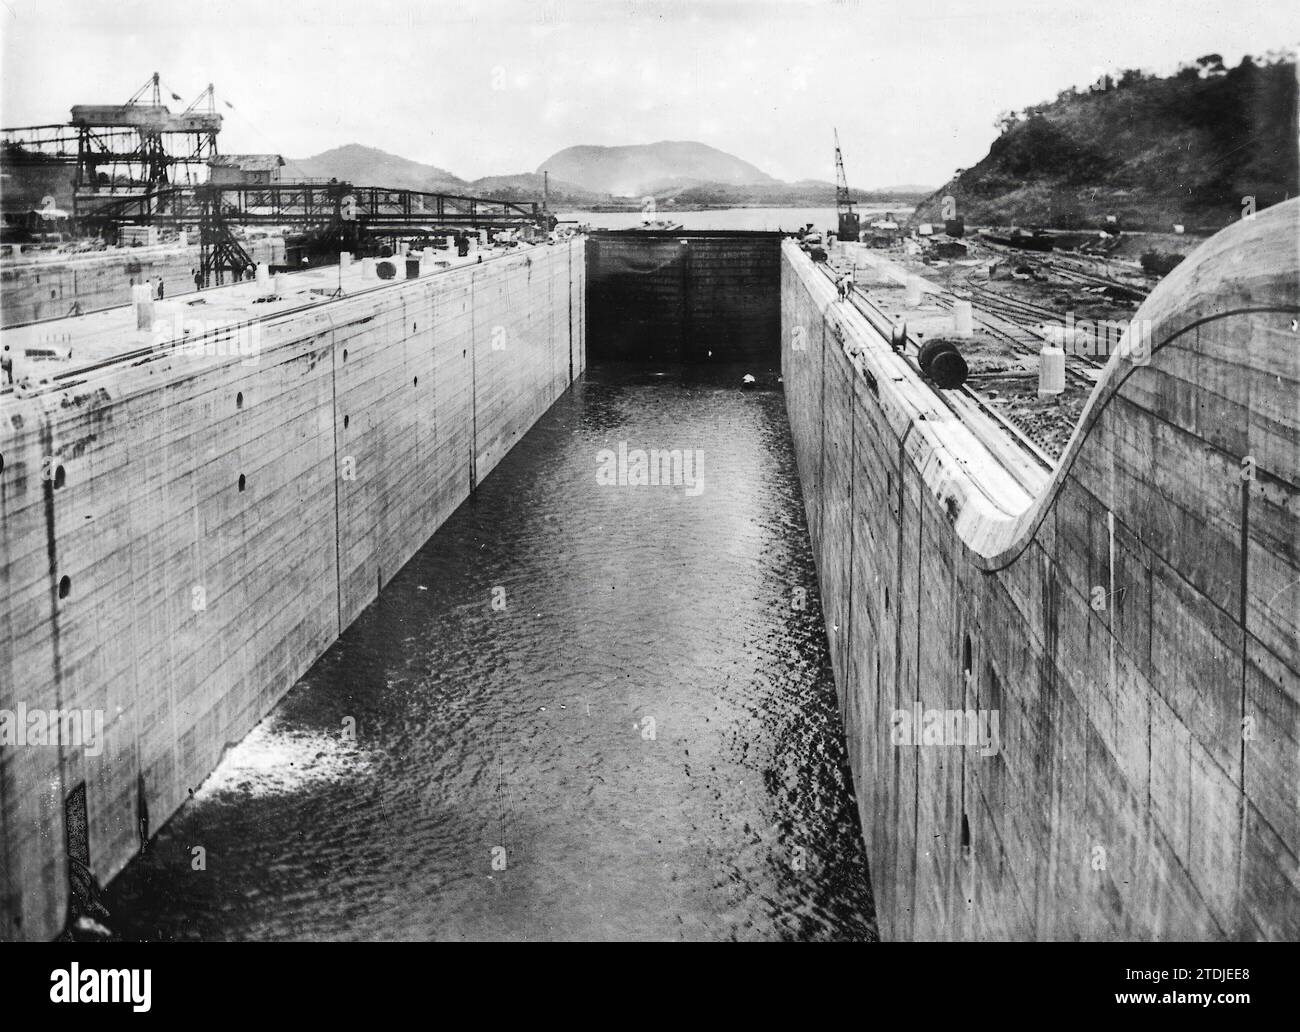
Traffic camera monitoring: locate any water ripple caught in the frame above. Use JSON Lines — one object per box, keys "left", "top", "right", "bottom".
{"left": 104, "top": 362, "right": 877, "bottom": 942}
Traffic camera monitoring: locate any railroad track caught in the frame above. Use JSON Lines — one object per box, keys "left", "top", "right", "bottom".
{"left": 975, "top": 239, "right": 1153, "bottom": 299}
{"left": 816, "top": 263, "right": 1057, "bottom": 479}
{"left": 830, "top": 239, "right": 1156, "bottom": 457}
{"left": 944, "top": 266, "right": 1108, "bottom": 376}
{"left": 1050, "top": 264, "right": 1151, "bottom": 299}
{"left": 828, "top": 259, "right": 1094, "bottom": 458}
{"left": 964, "top": 283, "right": 1061, "bottom": 324}
{"left": 916, "top": 286, "right": 1096, "bottom": 457}
{"left": 926, "top": 288, "right": 1101, "bottom": 387}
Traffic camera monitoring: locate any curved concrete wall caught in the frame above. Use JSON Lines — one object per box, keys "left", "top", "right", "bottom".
{"left": 783, "top": 201, "right": 1299, "bottom": 939}
{"left": 0, "top": 239, "right": 585, "bottom": 940}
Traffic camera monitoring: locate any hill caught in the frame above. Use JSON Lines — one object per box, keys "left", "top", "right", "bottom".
{"left": 536, "top": 141, "right": 776, "bottom": 197}
{"left": 911, "top": 53, "right": 1297, "bottom": 231}
{"left": 466, "top": 172, "right": 602, "bottom": 205}
{"left": 275, "top": 140, "right": 930, "bottom": 208}
{"left": 660, "top": 180, "right": 929, "bottom": 207}
{"left": 282, "top": 144, "right": 466, "bottom": 192}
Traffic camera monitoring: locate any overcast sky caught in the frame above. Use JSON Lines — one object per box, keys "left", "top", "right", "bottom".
{"left": 1, "top": 0, "right": 1295, "bottom": 187}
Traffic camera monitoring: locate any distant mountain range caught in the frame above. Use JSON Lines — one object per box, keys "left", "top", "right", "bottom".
{"left": 282, "top": 141, "right": 931, "bottom": 207}
{"left": 283, "top": 144, "right": 465, "bottom": 193}
{"left": 535, "top": 141, "right": 776, "bottom": 196}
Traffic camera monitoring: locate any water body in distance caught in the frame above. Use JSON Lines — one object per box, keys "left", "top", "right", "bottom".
{"left": 558, "top": 205, "right": 912, "bottom": 233}
{"left": 104, "top": 363, "right": 877, "bottom": 942}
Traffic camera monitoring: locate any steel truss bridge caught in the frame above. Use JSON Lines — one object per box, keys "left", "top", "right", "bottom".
{"left": 87, "top": 181, "right": 553, "bottom": 286}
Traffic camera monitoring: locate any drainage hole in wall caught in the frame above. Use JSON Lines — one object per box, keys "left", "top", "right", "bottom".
{"left": 236, "top": 391, "right": 244, "bottom": 409}
{"left": 54, "top": 465, "right": 66, "bottom": 488}
{"left": 343, "top": 348, "right": 349, "bottom": 361}
{"left": 884, "top": 585, "right": 890, "bottom": 613}
{"left": 344, "top": 414, "right": 349, "bottom": 429}
{"left": 961, "top": 813, "right": 971, "bottom": 860}
{"left": 59, "top": 575, "right": 71, "bottom": 599}
{"left": 962, "top": 633, "right": 973, "bottom": 679}
{"left": 413, "top": 376, "right": 418, "bottom": 387}
{"left": 0, "top": 453, "right": 5, "bottom": 473}
{"left": 238, "top": 474, "right": 246, "bottom": 492}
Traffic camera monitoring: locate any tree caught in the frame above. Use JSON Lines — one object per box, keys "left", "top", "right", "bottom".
{"left": 1196, "top": 53, "right": 1227, "bottom": 76}
{"left": 993, "top": 109, "right": 1021, "bottom": 135}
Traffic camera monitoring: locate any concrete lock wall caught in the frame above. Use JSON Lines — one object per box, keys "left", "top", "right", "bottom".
{"left": 1, "top": 238, "right": 286, "bottom": 328}
{"left": 782, "top": 202, "right": 1299, "bottom": 940}
{"left": 0, "top": 238, "right": 585, "bottom": 940}
{"left": 586, "top": 230, "right": 780, "bottom": 363}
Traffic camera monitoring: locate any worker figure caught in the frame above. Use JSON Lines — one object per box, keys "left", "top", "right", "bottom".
{"left": 837, "top": 272, "right": 853, "bottom": 301}
{"left": 155, "top": 277, "right": 165, "bottom": 300}
{"left": 193, "top": 268, "right": 203, "bottom": 291}
{"left": 1, "top": 344, "right": 12, "bottom": 385}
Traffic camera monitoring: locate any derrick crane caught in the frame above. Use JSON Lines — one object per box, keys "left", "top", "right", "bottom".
{"left": 834, "top": 128, "right": 859, "bottom": 242}
{"left": 1, "top": 71, "right": 222, "bottom": 227}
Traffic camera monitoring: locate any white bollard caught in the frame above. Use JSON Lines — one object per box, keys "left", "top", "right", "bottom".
{"left": 273, "top": 273, "right": 284, "bottom": 295}
{"left": 361, "top": 257, "right": 374, "bottom": 278}
{"left": 133, "top": 284, "right": 154, "bottom": 331}
{"left": 1038, "top": 345, "right": 1066, "bottom": 398}
{"left": 398, "top": 241, "right": 409, "bottom": 256}
{"left": 340, "top": 251, "right": 352, "bottom": 271}
{"left": 255, "top": 263, "right": 270, "bottom": 289}
{"left": 954, "top": 299, "right": 974, "bottom": 338}
{"left": 905, "top": 275, "right": 923, "bottom": 308}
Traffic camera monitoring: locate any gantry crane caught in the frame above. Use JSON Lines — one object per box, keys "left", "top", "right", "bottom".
{"left": 1, "top": 72, "right": 221, "bottom": 222}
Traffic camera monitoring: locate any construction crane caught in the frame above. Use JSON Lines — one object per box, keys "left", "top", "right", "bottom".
{"left": 2, "top": 71, "right": 221, "bottom": 227}
{"left": 2, "top": 74, "right": 549, "bottom": 261}
{"left": 834, "top": 128, "right": 859, "bottom": 242}
{"left": 126, "top": 71, "right": 164, "bottom": 107}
